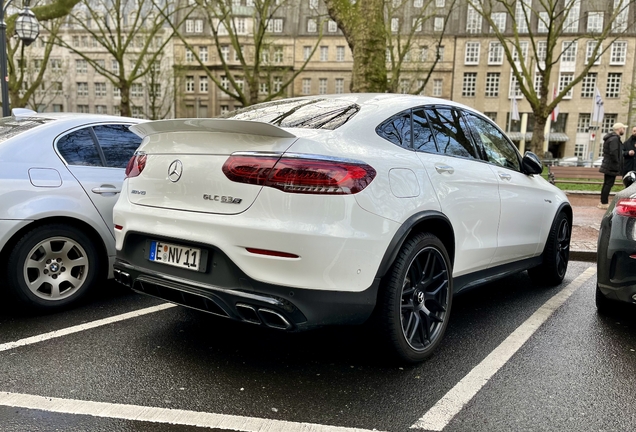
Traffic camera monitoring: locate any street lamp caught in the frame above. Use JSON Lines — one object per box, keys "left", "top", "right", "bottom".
{"left": 0, "top": 0, "right": 40, "bottom": 117}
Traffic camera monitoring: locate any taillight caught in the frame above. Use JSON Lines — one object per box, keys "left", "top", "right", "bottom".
{"left": 616, "top": 198, "right": 636, "bottom": 218}
{"left": 125, "top": 153, "right": 147, "bottom": 178}
{"left": 222, "top": 154, "right": 376, "bottom": 195}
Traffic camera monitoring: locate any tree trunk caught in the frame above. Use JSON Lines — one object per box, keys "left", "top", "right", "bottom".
{"left": 529, "top": 114, "right": 547, "bottom": 157}
{"left": 120, "top": 83, "right": 131, "bottom": 117}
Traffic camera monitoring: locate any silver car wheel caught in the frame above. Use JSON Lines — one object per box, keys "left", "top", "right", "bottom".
{"left": 23, "top": 236, "right": 90, "bottom": 301}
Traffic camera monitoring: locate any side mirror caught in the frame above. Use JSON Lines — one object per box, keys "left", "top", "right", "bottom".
{"left": 522, "top": 151, "right": 543, "bottom": 175}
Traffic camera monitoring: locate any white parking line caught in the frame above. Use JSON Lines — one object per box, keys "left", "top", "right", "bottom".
{"left": 0, "top": 391, "right": 383, "bottom": 432}
{"left": 0, "top": 303, "right": 176, "bottom": 353}
{"left": 411, "top": 266, "right": 597, "bottom": 431}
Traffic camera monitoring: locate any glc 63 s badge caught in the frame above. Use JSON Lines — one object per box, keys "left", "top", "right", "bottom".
{"left": 203, "top": 194, "right": 242, "bottom": 204}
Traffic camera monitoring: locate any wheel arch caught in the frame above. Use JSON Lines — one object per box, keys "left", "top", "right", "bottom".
{"left": 0, "top": 216, "right": 109, "bottom": 281}
{"left": 375, "top": 211, "right": 455, "bottom": 280}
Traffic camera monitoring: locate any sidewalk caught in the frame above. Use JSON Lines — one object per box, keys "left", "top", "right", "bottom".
{"left": 568, "top": 191, "right": 606, "bottom": 262}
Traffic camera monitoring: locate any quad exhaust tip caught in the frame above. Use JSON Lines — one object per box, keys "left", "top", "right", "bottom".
{"left": 235, "top": 303, "right": 292, "bottom": 330}
{"left": 113, "top": 269, "right": 132, "bottom": 287}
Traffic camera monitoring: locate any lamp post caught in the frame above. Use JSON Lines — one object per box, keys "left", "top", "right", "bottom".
{"left": 0, "top": 0, "right": 39, "bottom": 117}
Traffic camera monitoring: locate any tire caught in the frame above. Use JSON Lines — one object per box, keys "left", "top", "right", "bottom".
{"left": 6, "top": 224, "right": 100, "bottom": 310}
{"left": 528, "top": 212, "right": 570, "bottom": 286}
{"left": 595, "top": 284, "right": 614, "bottom": 315}
{"left": 379, "top": 232, "right": 453, "bottom": 363}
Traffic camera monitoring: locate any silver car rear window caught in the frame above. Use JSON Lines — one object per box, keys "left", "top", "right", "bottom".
{"left": 0, "top": 117, "right": 55, "bottom": 144}
{"left": 222, "top": 98, "right": 360, "bottom": 130}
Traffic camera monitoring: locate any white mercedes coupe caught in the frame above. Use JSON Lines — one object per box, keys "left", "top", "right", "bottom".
{"left": 113, "top": 94, "right": 571, "bottom": 362}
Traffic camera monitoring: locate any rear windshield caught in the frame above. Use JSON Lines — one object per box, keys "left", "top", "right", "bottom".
{"left": 222, "top": 98, "right": 360, "bottom": 130}
{"left": 0, "top": 117, "right": 54, "bottom": 144}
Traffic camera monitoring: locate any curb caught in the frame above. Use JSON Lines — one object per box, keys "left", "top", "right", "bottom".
{"left": 570, "top": 250, "right": 596, "bottom": 263}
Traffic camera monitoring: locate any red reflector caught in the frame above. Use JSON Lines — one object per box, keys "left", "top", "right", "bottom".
{"left": 114, "top": 225, "right": 123, "bottom": 231}
{"left": 125, "top": 153, "right": 147, "bottom": 178}
{"left": 630, "top": 254, "right": 636, "bottom": 260}
{"left": 616, "top": 198, "right": 636, "bottom": 218}
{"left": 245, "top": 248, "right": 299, "bottom": 258}
{"left": 223, "top": 154, "right": 376, "bottom": 195}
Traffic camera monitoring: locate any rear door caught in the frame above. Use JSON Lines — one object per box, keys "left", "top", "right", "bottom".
{"left": 56, "top": 123, "right": 142, "bottom": 236}
{"left": 413, "top": 107, "right": 501, "bottom": 276}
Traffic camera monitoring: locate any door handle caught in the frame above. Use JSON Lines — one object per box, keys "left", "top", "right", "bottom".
{"left": 91, "top": 186, "right": 121, "bottom": 195}
{"left": 498, "top": 173, "right": 512, "bottom": 181}
{"left": 434, "top": 164, "right": 454, "bottom": 174}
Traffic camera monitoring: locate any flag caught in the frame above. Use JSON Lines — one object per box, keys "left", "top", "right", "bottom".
{"left": 592, "top": 87, "right": 604, "bottom": 124}
{"left": 551, "top": 83, "right": 559, "bottom": 122}
{"left": 511, "top": 97, "right": 520, "bottom": 121}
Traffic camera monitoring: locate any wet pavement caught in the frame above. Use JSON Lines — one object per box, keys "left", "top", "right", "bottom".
{"left": 568, "top": 191, "right": 609, "bottom": 262}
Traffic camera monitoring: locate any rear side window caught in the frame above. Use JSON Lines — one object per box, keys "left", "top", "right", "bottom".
{"left": 376, "top": 111, "right": 412, "bottom": 148}
{"left": 413, "top": 109, "right": 437, "bottom": 153}
{"left": 425, "top": 108, "right": 477, "bottom": 159}
{"left": 93, "top": 124, "right": 142, "bottom": 168}
{"left": 57, "top": 128, "right": 103, "bottom": 167}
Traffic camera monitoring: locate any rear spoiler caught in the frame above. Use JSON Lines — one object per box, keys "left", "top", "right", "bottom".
{"left": 129, "top": 118, "right": 296, "bottom": 139}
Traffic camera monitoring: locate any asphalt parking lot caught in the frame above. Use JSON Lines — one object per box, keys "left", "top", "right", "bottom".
{"left": 1, "top": 260, "right": 635, "bottom": 432}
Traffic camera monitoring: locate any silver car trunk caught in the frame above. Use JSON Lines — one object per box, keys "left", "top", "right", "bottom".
{"left": 127, "top": 119, "right": 297, "bottom": 215}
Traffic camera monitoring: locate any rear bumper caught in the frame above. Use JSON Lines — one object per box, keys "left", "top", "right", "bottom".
{"left": 597, "top": 215, "right": 636, "bottom": 304}
{"left": 114, "top": 257, "right": 380, "bottom": 331}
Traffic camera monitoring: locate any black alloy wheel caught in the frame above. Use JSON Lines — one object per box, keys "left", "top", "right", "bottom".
{"left": 528, "top": 212, "right": 570, "bottom": 286}
{"left": 380, "top": 232, "right": 452, "bottom": 363}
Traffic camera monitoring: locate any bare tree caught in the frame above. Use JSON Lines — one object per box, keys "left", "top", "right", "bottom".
{"left": 51, "top": 0, "right": 183, "bottom": 117}
{"left": 470, "top": 0, "right": 636, "bottom": 155}
{"left": 168, "top": 0, "right": 323, "bottom": 109}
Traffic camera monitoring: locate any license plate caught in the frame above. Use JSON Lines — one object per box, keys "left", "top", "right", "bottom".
{"left": 149, "top": 240, "right": 201, "bottom": 271}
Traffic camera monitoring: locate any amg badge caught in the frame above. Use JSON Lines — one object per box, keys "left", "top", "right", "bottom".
{"left": 203, "top": 194, "right": 242, "bottom": 204}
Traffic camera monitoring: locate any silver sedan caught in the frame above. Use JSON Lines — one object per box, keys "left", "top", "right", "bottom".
{"left": 0, "top": 109, "right": 144, "bottom": 310}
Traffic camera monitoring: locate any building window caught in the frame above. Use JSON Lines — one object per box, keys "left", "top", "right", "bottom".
{"left": 185, "top": 19, "right": 194, "bottom": 33}
{"left": 464, "top": 42, "right": 480, "bottom": 65}
{"left": 400, "top": 79, "right": 410, "bottom": 94}
{"left": 319, "top": 78, "right": 327, "bottom": 95}
{"left": 185, "top": 76, "right": 194, "bottom": 93}
{"left": 53, "top": 104, "right": 63, "bottom": 112}
{"left": 606, "top": 73, "right": 622, "bottom": 98}
{"left": 462, "top": 72, "right": 477, "bottom": 97}
{"left": 50, "top": 59, "right": 62, "bottom": 72}
{"left": 515, "top": 0, "right": 529, "bottom": 33}
{"left": 391, "top": 18, "right": 399, "bottom": 33}
{"left": 303, "top": 46, "right": 311, "bottom": 61}
{"left": 77, "top": 105, "right": 89, "bottom": 113}
{"left": 320, "top": 46, "right": 328, "bottom": 61}
{"left": 335, "top": 78, "right": 344, "bottom": 94}
{"left": 561, "top": 41, "right": 577, "bottom": 63}
{"left": 436, "top": 45, "right": 444, "bottom": 61}
{"left": 577, "top": 113, "right": 591, "bottom": 133}
{"left": 200, "top": 76, "right": 208, "bottom": 93}
{"left": 274, "top": 46, "right": 284, "bottom": 63}
{"left": 613, "top": 0, "right": 628, "bottom": 32}
{"left": 587, "top": 12, "right": 603, "bottom": 33}
{"left": 259, "top": 82, "right": 269, "bottom": 95}
{"left": 194, "top": 19, "right": 203, "bottom": 33}
{"left": 76, "top": 59, "right": 87, "bottom": 74}
{"left": 602, "top": 114, "right": 617, "bottom": 136}
{"left": 509, "top": 72, "right": 522, "bottom": 98}
{"left": 220, "top": 105, "right": 229, "bottom": 115}
{"left": 267, "top": 18, "right": 283, "bottom": 33}
{"left": 564, "top": 0, "right": 580, "bottom": 32}
{"left": 77, "top": 82, "right": 88, "bottom": 97}
{"left": 466, "top": 6, "right": 481, "bottom": 33}
{"left": 491, "top": 12, "right": 506, "bottom": 33}
{"left": 574, "top": 143, "right": 587, "bottom": 158}
{"left": 533, "top": 71, "right": 543, "bottom": 93}
{"left": 150, "top": 84, "right": 161, "bottom": 97}
{"left": 235, "top": 17, "right": 247, "bottom": 34}
{"left": 610, "top": 41, "right": 627, "bottom": 65}
{"left": 131, "top": 83, "right": 143, "bottom": 97}
{"left": 586, "top": 41, "right": 601, "bottom": 65}
{"left": 273, "top": 77, "right": 283, "bottom": 92}
{"left": 414, "top": 0, "right": 424, "bottom": 6}
{"left": 485, "top": 72, "right": 500, "bottom": 97}
{"left": 536, "top": 41, "right": 547, "bottom": 62}
{"left": 95, "top": 82, "right": 107, "bottom": 97}
{"left": 302, "top": 78, "right": 311, "bottom": 95}
{"left": 488, "top": 42, "right": 503, "bottom": 65}
{"left": 307, "top": 19, "right": 317, "bottom": 33}
{"left": 434, "top": 17, "right": 444, "bottom": 32}
{"left": 328, "top": 20, "right": 338, "bottom": 33}
{"left": 95, "top": 105, "right": 107, "bottom": 114}
{"left": 413, "top": 17, "right": 422, "bottom": 32}
{"left": 336, "top": 46, "right": 345, "bottom": 62}
{"left": 580, "top": 73, "right": 597, "bottom": 98}
{"left": 558, "top": 72, "right": 574, "bottom": 98}
{"left": 221, "top": 45, "right": 230, "bottom": 61}
{"left": 512, "top": 42, "right": 528, "bottom": 63}
{"left": 53, "top": 82, "right": 63, "bottom": 95}
{"left": 132, "top": 106, "right": 144, "bottom": 119}
{"left": 199, "top": 46, "right": 208, "bottom": 62}
{"left": 433, "top": 79, "right": 443, "bottom": 96}
{"left": 185, "top": 49, "right": 193, "bottom": 62}
{"left": 435, "top": 0, "right": 444, "bottom": 6}
{"left": 537, "top": 12, "right": 549, "bottom": 33}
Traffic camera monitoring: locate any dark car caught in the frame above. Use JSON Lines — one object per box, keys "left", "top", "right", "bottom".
{"left": 596, "top": 171, "right": 636, "bottom": 313}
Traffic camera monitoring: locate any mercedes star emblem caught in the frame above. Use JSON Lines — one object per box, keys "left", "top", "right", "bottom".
{"left": 168, "top": 160, "right": 183, "bottom": 183}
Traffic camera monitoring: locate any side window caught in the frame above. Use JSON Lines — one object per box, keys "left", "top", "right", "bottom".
{"left": 466, "top": 113, "right": 521, "bottom": 171}
{"left": 425, "top": 108, "right": 477, "bottom": 159}
{"left": 56, "top": 128, "right": 103, "bottom": 167}
{"left": 413, "top": 109, "right": 437, "bottom": 153}
{"left": 93, "top": 124, "right": 142, "bottom": 168}
{"left": 376, "top": 111, "right": 412, "bottom": 148}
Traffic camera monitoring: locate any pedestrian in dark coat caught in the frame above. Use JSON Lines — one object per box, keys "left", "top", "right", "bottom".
{"left": 622, "top": 126, "right": 636, "bottom": 175}
{"left": 598, "top": 122, "right": 626, "bottom": 208}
